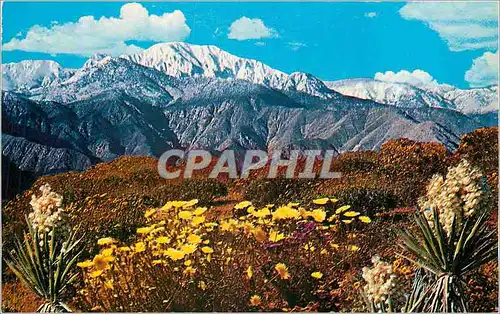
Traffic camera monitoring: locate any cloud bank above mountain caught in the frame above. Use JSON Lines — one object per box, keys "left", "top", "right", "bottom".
{"left": 228, "top": 17, "right": 278, "bottom": 41}
{"left": 399, "top": 2, "right": 498, "bottom": 52}
{"left": 374, "top": 69, "right": 439, "bottom": 87}
{"left": 465, "top": 51, "right": 499, "bottom": 87}
{"left": 2, "top": 3, "right": 191, "bottom": 56}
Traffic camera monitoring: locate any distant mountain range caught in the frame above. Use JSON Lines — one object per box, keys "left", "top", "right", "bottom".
{"left": 2, "top": 42, "right": 498, "bottom": 178}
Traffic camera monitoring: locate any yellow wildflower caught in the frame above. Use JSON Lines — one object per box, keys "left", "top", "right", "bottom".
{"left": 137, "top": 226, "right": 155, "bottom": 234}
{"left": 93, "top": 254, "right": 113, "bottom": 270}
{"left": 144, "top": 208, "right": 157, "bottom": 218}
{"left": 201, "top": 246, "right": 214, "bottom": 254}
{"left": 187, "top": 234, "right": 202, "bottom": 244}
{"left": 275, "top": 263, "right": 290, "bottom": 280}
{"left": 77, "top": 260, "right": 93, "bottom": 268}
{"left": 181, "top": 244, "right": 197, "bottom": 254}
{"left": 192, "top": 217, "right": 205, "bottom": 226}
{"left": 269, "top": 231, "right": 285, "bottom": 242}
{"left": 104, "top": 280, "right": 114, "bottom": 290}
{"left": 246, "top": 266, "right": 253, "bottom": 279}
{"left": 359, "top": 216, "right": 372, "bottom": 223}
{"left": 101, "top": 248, "right": 114, "bottom": 257}
{"left": 330, "top": 198, "right": 339, "bottom": 203}
{"left": 151, "top": 226, "right": 165, "bottom": 234}
{"left": 184, "top": 260, "right": 192, "bottom": 266}
{"left": 165, "top": 248, "right": 186, "bottom": 261}
{"left": 335, "top": 205, "right": 351, "bottom": 214}
{"left": 152, "top": 259, "right": 167, "bottom": 266}
{"left": 287, "top": 202, "right": 300, "bottom": 207}
{"left": 343, "top": 211, "right": 360, "bottom": 217}
{"left": 311, "top": 271, "right": 323, "bottom": 279}
{"left": 135, "top": 242, "right": 146, "bottom": 253}
{"left": 183, "top": 199, "right": 199, "bottom": 208}
{"left": 313, "top": 198, "right": 329, "bottom": 205}
{"left": 272, "top": 206, "right": 300, "bottom": 220}
{"left": 119, "top": 246, "right": 131, "bottom": 252}
{"left": 310, "top": 209, "right": 326, "bottom": 222}
{"left": 249, "top": 295, "right": 262, "bottom": 306}
{"left": 157, "top": 236, "right": 170, "bottom": 244}
{"left": 160, "top": 202, "right": 173, "bottom": 211}
{"left": 178, "top": 211, "right": 192, "bottom": 220}
{"left": 194, "top": 207, "right": 207, "bottom": 215}
{"left": 172, "top": 201, "right": 186, "bottom": 208}
{"left": 252, "top": 208, "right": 271, "bottom": 218}
{"left": 183, "top": 266, "right": 196, "bottom": 276}
{"left": 350, "top": 245, "right": 360, "bottom": 252}
{"left": 89, "top": 270, "right": 103, "bottom": 278}
{"left": 342, "top": 219, "right": 353, "bottom": 224}
{"left": 235, "top": 201, "right": 252, "bottom": 209}
{"left": 97, "top": 237, "right": 117, "bottom": 246}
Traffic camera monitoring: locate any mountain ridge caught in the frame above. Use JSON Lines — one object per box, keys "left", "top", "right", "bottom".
{"left": 2, "top": 42, "right": 497, "bottom": 179}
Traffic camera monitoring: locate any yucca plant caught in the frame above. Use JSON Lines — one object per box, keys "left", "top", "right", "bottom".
{"left": 5, "top": 217, "right": 83, "bottom": 312}
{"left": 398, "top": 206, "right": 497, "bottom": 312}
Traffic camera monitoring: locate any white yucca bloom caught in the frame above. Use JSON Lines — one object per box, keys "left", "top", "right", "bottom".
{"left": 419, "top": 159, "right": 485, "bottom": 236}
{"left": 28, "top": 183, "right": 68, "bottom": 237}
{"left": 362, "top": 255, "right": 398, "bottom": 306}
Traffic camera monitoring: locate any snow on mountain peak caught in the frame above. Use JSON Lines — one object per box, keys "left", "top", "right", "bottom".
{"left": 326, "top": 78, "right": 498, "bottom": 114}
{"left": 2, "top": 60, "right": 73, "bottom": 91}
{"left": 325, "top": 78, "right": 453, "bottom": 109}
{"left": 83, "top": 53, "right": 113, "bottom": 69}
{"left": 121, "top": 42, "right": 337, "bottom": 98}
{"left": 122, "top": 42, "right": 287, "bottom": 86}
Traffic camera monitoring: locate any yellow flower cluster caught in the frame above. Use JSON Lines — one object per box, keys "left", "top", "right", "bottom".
{"left": 77, "top": 197, "right": 372, "bottom": 311}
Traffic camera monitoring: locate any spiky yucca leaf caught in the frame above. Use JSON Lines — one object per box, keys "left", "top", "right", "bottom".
{"left": 5, "top": 218, "right": 83, "bottom": 312}
{"left": 398, "top": 207, "right": 497, "bottom": 312}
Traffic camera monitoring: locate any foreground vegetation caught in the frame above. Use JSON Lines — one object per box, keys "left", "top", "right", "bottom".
{"left": 2, "top": 127, "right": 498, "bottom": 312}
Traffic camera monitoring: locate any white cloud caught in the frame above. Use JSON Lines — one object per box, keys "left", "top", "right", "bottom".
{"left": 465, "top": 51, "right": 499, "bottom": 87}
{"left": 374, "top": 69, "right": 438, "bottom": 87}
{"left": 2, "top": 3, "right": 191, "bottom": 56}
{"left": 365, "top": 12, "right": 377, "bottom": 18}
{"left": 228, "top": 17, "right": 278, "bottom": 41}
{"left": 399, "top": 2, "right": 498, "bottom": 51}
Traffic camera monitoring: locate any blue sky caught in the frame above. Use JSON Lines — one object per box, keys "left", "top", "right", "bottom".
{"left": 2, "top": 2, "right": 498, "bottom": 88}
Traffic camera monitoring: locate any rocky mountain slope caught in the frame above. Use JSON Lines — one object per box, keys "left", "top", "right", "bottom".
{"left": 2, "top": 43, "right": 497, "bottom": 181}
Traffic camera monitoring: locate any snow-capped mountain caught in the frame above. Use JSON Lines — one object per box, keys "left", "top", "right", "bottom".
{"left": 439, "top": 86, "right": 498, "bottom": 114}
{"left": 2, "top": 60, "right": 75, "bottom": 91}
{"left": 325, "top": 79, "right": 454, "bottom": 109}
{"left": 1, "top": 42, "right": 496, "bottom": 179}
{"left": 326, "top": 78, "right": 498, "bottom": 114}
{"left": 122, "top": 42, "right": 338, "bottom": 99}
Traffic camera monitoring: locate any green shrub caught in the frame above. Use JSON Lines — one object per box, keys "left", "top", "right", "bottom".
{"left": 149, "top": 179, "right": 228, "bottom": 205}
{"left": 243, "top": 178, "right": 319, "bottom": 207}
{"left": 334, "top": 186, "right": 400, "bottom": 216}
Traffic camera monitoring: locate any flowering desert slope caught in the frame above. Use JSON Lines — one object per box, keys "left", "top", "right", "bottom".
{"left": 2, "top": 126, "right": 498, "bottom": 312}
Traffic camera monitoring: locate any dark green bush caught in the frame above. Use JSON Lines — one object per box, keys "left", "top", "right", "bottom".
{"left": 149, "top": 179, "right": 228, "bottom": 205}
{"left": 243, "top": 178, "right": 320, "bottom": 207}
{"left": 334, "top": 186, "right": 400, "bottom": 216}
